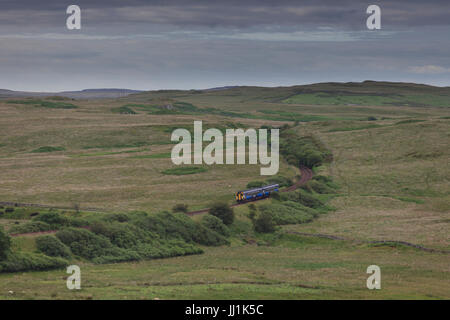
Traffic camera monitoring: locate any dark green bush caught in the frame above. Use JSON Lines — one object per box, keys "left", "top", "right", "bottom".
{"left": 34, "top": 212, "right": 68, "bottom": 227}
{"left": 266, "top": 175, "right": 293, "bottom": 187}
{"left": 134, "top": 212, "right": 229, "bottom": 246}
{"left": 280, "top": 190, "right": 325, "bottom": 209}
{"left": 253, "top": 211, "right": 276, "bottom": 233}
{"left": 280, "top": 129, "right": 332, "bottom": 168}
{"left": 9, "top": 221, "right": 52, "bottom": 234}
{"left": 91, "top": 222, "right": 147, "bottom": 248}
{"left": 301, "top": 180, "right": 335, "bottom": 194}
{"left": 271, "top": 191, "right": 281, "bottom": 200}
{"left": 172, "top": 203, "right": 189, "bottom": 213}
{"left": 111, "top": 106, "right": 137, "bottom": 114}
{"left": 208, "top": 202, "right": 234, "bottom": 226}
{"left": 31, "top": 146, "right": 66, "bottom": 153}
{"left": 55, "top": 228, "right": 115, "bottom": 259}
{"left": 312, "top": 175, "right": 333, "bottom": 184}
{"left": 0, "top": 227, "right": 11, "bottom": 261}
{"left": 193, "top": 225, "right": 229, "bottom": 246}
{"left": 67, "top": 217, "right": 90, "bottom": 228}
{"left": 201, "top": 214, "right": 230, "bottom": 237}
{"left": 0, "top": 252, "right": 67, "bottom": 273}
{"left": 313, "top": 175, "right": 339, "bottom": 189}
{"left": 103, "top": 213, "right": 130, "bottom": 223}
{"left": 36, "top": 235, "right": 71, "bottom": 258}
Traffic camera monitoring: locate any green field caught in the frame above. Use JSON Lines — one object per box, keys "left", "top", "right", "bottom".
{"left": 0, "top": 81, "right": 449, "bottom": 299}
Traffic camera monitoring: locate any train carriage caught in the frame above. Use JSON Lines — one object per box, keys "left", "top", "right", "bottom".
{"left": 235, "top": 184, "right": 279, "bottom": 203}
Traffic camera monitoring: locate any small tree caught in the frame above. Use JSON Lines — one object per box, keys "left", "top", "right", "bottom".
{"left": 36, "top": 235, "right": 71, "bottom": 258}
{"left": 208, "top": 202, "right": 234, "bottom": 226}
{"left": 172, "top": 203, "right": 189, "bottom": 213}
{"left": 271, "top": 191, "right": 281, "bottom": 201}
{"left": 0, "top": 227, "right": 11, "bottom": 260}
{"left": 201, "top": 214, "right": 230, "bottom": 237}
{"left": 253, "top": 211, "right": 275, "bottom": 233}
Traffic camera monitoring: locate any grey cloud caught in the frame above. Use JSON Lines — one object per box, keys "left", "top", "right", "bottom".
{"left": 0, "top": 1, "right": 449, "bottom": 29}
{"left": 0, "top": 1, "right": 449, "bottom": 91}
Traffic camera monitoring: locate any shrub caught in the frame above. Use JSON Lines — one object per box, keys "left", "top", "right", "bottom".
{"left": 301, "top": 180, "right": 335, "bottom": 194}
{"left": 34, "top": 212, "right": 68, "bottom": 227}
{"left": 8, "top": 221, "right": 52, "bottom": 234}
{"left": 134, "top": 212, "right": 228, "bottom": 246}
{"left": 313, "top": 175, "right": 339, "bottom": 189}
{"left": 5, "top": 207, "right": 14, "bottom": 213}
{"left": 367, "top": 116, "right": 377, "bottom": 121}
{"left": 0, "top": 227, "right": 11, "bottom": 261}
{"left": 91, "top": 222, "right": 147, "bottom": 249}
{"left": 201, "top": 214, "right": 230, "bottom": 237}
{"left": 31, "top": 146, "right": 66, "bottom": 153}
{"left": 172, "top": 203, "right": 189, "bottom": 213}
{"left": 193, "top": 225, "right": 229, "bottom": 246}
{"left": 0, "top": 252, "right": 68, "bottom": 273}
{"left": 253, "top": 211, "right": 276, "bottom": 233}
{"left": 103, "top": 213, "right": 130, "bottom": 223}
{"left": 67, "top": 217, "right": 90, "bottom": 228}
{"left": 55, "top": 228, "right": 114, "bottom": 259}
{"left": 312, "top": 175, "right": 334, "bottom": 184}
{"left": 279, "top": 130, "right": 332, "bottom": 168}
{"left": 208, "top": 202, "right": 234, "bottom": 226}
{"left": 112, "top": 106, "right": 137, "bottom": 114}
{"left": 266, "top": 175, "right": 293, "bottom": 187}
{"left": 248, "top": 204, "right": 257, "bottom": 222}
{"left": 36, "top": 235, "right": 71, "bottom": 258}
{"left": 280, "top": 190, "right": 324, "bottom": 209}
{"left": 271, "top": 191, "right": 281, "bottom": 200}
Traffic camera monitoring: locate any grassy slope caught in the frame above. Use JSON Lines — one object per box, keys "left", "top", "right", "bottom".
{"left": 0, "top": 81, "right": 449, "bottom": 299}
{"left": 0, "top": 98, "right": 296, "bottom": 212}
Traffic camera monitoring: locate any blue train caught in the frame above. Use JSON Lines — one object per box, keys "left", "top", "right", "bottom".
{"left": 235, "top": 184, "right": 279, "bottom": 203}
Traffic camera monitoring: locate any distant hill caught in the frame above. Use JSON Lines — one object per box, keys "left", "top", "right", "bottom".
{"left": 124, "top": 81, "right": 449, "bottom": 107}
{"left": 2, "top": 81, "right": 449, "bottom": 107}
{"left": 0, "top": 88, "right": 143, "bottom": 99}
{"left": 203, "top": 86, "right": 240, "bottom": 91}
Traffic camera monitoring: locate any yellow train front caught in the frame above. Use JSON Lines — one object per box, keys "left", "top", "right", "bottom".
{"left": 235, "top": 184, "right": 279, "bottom": 203}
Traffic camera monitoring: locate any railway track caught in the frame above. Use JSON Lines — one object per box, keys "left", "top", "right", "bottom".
{"left": 8, "top": 165, "right": 313, "bottom": 235}
{"left": 8, "top": 165, "right": 450, "bottom": 255}
{"left": 186, "top": 165, "right": 314, "bottom": 216}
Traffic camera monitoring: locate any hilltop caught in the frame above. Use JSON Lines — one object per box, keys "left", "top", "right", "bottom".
{"left": 0, "top": 88, "right": 143, "bottom": 99}
{"left": 126, "top": 81, "right": 450, "bottom": 108}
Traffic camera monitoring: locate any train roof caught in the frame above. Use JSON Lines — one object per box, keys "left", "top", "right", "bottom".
{"left": 237, "top": 183, "right": 279, "bottom": 194}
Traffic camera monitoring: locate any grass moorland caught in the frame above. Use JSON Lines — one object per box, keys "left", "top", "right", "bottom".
{"left": 0, "top": 81, "right": 449, "bottom": 299}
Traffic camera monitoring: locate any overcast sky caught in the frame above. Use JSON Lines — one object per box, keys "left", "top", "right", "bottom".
{"left": 0, "top": 0, "right": 449, "bottom": 91}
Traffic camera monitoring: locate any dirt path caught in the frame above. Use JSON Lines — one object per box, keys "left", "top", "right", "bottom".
{"left": 10, "top": 230, "right": 58, "bottom": 237}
